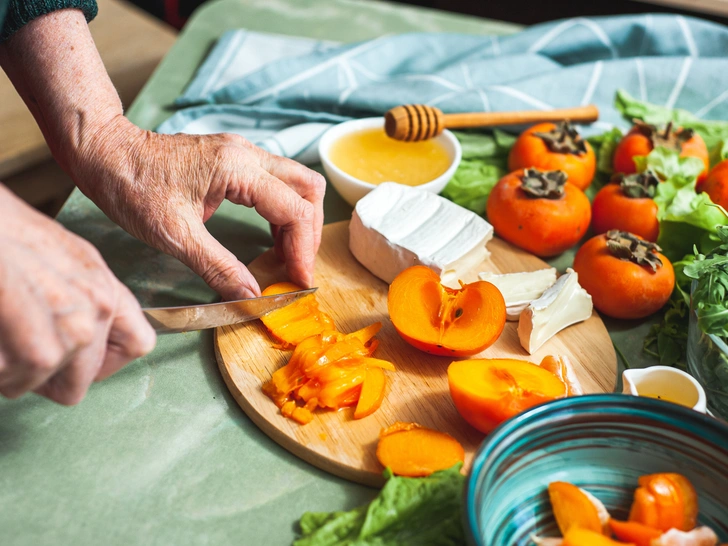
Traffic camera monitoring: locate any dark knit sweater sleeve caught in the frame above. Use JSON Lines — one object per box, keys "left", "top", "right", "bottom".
{"left": 0, "top": 0, "right": 98, "bottom": 41}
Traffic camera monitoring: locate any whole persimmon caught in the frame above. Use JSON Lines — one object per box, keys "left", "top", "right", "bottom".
{"left": 508, "top": 121, "right": 596, "bottom": 190}
{"left": 591, "top": 171, "right": 660, "bottom": 242}
{"left": 486, "top": 168, "right": 591, "bottom": 257}
{"left": 613, "top": 120, "right": 709, "bottom": 182}
{"left": 701, "top": 159, "right": 728, "bottom": 209}
{"left": 573, "top": 231, "right": 675, "bottom": 320}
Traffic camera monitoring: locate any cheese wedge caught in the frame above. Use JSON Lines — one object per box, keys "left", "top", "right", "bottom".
{"left": 479, "top": 268, "right": 557, "bottom": 321}
{"left": 518, "top": 268, "right": 592, "bottom": 354}
{"left": 349, "top": 183, "right": 493, "bottom": 285}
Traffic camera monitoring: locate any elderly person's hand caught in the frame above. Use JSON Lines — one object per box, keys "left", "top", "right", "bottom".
{"left": 0, "top": 8, "right": 325, "bottom": 404}
{"left": 70, "top": 119, "right": 325, "bottom": 300}
{"left": 0, "top": 186, "right": 156, "bottom": 404}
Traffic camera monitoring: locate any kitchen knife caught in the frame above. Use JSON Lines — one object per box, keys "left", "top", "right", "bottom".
{"left": 142, "top": 288, "right": 317, "bottom": 334}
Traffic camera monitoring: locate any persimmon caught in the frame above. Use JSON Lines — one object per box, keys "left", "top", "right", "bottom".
{"left": 539, "top": 355, "right": 584, "bottom": 396}
{"left": 388, "top": 265, "right": 506, "bottom": 356}
{"left": 508, "top": 121, "right": 596, "bottom": 190}
{"left": 447, "top": 358, "right": 566, "bottom": 434}
{"left": 263, "top": 324, "right": 395, "bottom": 424}
{"left": 486, "top": 168, "right": 591, "bottom": 257}
{"left": 260, "top": 282, "right": 335, "bottom": 348}
{"left": 591, "top": 171, "right": 660, "bottom": 242}
{"left": 701, "top": 159, "right": 728, "bottom": 209}
{"left": 548, "top": 482, "right": 606, "bottom": 535}
{"left": 628, "top": 473, "right": 698, "bottom": 532}
{"left": 613, "top": 121, "right": 709, "bottom": 182}
{"left": 376, "top": 422, "right": 465, "bottom": 477}
{"left": 572, "top": 231, "right": 675, "bottom": 320}
{"left": 354, "top": 367, "right": 386, "bottom": 419}
{"left": 562, "top": 528, "right": 633, "bottom": 546}
{"left": 609, "top": 519, "right": 662, "bottom": 546}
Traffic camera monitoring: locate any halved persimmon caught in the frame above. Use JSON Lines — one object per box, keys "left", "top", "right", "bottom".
{"left": 260, "top": 282, "right": 335, "bottom": 348}
{"left": 448, "top": 359, "right": 567, "bottom": 433}
{"left": 388, "top": 266, "right": 506, "bottom": 356}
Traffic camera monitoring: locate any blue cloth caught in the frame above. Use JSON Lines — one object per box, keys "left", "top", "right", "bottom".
{"left": 158, "top": 14, "right": 728, "bottom": 163}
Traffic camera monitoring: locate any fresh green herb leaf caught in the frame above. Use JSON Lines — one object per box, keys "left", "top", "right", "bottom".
{"left": 442, "top": 131, "right": 513, "bottom": 214}
{"left": 294, "top": 465, "right": 465, "bottom": 546}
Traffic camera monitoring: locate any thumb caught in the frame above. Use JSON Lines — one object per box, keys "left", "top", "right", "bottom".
{"left": 181, "top": 225, "right": 261, "bottom": 301}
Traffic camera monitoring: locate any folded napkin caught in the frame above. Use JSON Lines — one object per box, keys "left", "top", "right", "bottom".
{"left": 157, "top": 14, "right": 728, "bottom": 164}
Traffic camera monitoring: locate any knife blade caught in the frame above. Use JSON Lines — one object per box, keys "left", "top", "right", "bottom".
{"left": 142, "top": 288, "right": 317, "bottom": 334}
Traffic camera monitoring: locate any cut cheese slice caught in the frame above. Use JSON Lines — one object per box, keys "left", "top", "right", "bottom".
{"left": 479, "top": 268, "right": 557, "bottom": 321}
{"left": 349, "top": 183, "right": 493, "bottom": 286}
{"left": 518, "top": 268, "right": 593, "bottom": 354}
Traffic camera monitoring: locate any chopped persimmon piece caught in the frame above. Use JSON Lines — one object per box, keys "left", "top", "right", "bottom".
{"left": 563, "top": 528, "right": 633, "bottom": 546}
{"left": 262, "top": 323, "right": 394, "bottom": 424}
{"left": 548, "top": 482, "right": 604, "bottom": 535}
{"left": 260, "top": 282, "right": 335, "bottom": 348}
{"left": 376, "top": 422, "right": 464, "bottom": 477}
{"left": 629, "top": 473, "right": 698, "bottom": 532}
{"left": 354, "top": 367, "right": 386, "bottom": 419}
{"left": 609, "top": 519, "right": 662, "bottom": 546}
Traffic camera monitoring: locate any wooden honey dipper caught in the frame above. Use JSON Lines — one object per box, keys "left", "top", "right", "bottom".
{"left": 384, "top": 104, "right": 599, "bottom": 142}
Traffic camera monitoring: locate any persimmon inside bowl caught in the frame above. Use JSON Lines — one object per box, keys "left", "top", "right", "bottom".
{"left": 466, "top": 395, "right": 728, "bottom": 545}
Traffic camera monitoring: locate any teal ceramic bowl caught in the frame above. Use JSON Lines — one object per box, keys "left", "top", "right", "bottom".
{"left": 466, "top": 394, "right": 728, "bottom": 546}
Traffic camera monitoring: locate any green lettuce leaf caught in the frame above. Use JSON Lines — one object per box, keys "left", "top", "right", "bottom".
{"left": 633, "top": 148, "right": 728, "bottom": 260}
{"left": 586, "top": 127, "right": 623, "bottom": 201}
{"left": 441, "top": 130, "right": 513, "bottom": 214}
{"left": 293, "top": 465, "right": 465, "bottom": 546}
{"left": 616, "top": 89, "right": 728, "bottom": 152}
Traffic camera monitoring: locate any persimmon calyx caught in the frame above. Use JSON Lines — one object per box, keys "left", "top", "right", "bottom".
{"left": 533, "top": 121, "right": 588, "bottom": 155}
{"left": 632, "top": 119, "right": 695, "bottom": 151}
{"left": 617, "top": 170, "right": 660, "bottom": 198}
{"left": 521, "top": 169, "right": 568, "bottom": 199}
{"left": 606, "top": 230, "right": 663, "bottom": 272}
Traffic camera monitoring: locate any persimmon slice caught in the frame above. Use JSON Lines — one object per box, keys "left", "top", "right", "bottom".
{"left": 388, "top": 266, "right": 506, "bottom": 356}
{"left": 548, "top": 482, "right": 604, "bottom": 535}
{"left": 260, "top": 282, "right": 335, "bottom": 348}
{"left": 629, "top": 473, "right": 698, "bottom": 532}
{"left": 448, "top": 359, "right": 567, "bottom": 433}
{"left": 563, "top": 528, "right": 633, "bottom": 546}
{"left": 609, "top": 519, "right": 662, "bottom": 546}
{"left": 376, "top": 422, "right": 464, "bottom": 477}
{"left": 263, "top": 324, "right": 394, "bottom": 423}
{"left": 354, "top": 367, "right": 386, "bottom": 419}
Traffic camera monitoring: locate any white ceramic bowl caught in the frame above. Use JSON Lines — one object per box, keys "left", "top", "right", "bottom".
{"left": 318, "top": 117, "right": 462, "bottom": 207}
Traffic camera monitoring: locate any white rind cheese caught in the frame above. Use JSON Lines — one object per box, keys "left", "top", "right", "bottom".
{"left": 479, "top": 268, "right": 557, "bottom": 321}
{"left": 349, "top": 183, "right": 493, "bottom": 285}
{"left": 517, "top": 268, "right": 593, "bottom": 354}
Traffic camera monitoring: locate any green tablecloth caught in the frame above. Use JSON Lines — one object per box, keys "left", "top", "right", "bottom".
{"left": 0, "top": 1, "right": 652, "bottom": 544}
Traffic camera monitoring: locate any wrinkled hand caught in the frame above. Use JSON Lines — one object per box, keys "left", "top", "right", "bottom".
{"left": 72, "top": 117, "right": 326, "bottom": 300}
{"left": 0, "top": 185, "right": 156, "bottom": 404}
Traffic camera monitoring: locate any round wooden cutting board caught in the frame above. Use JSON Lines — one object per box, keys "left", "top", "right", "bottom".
{"left": 215, "top": 221, "right": 617, "bottom": 486}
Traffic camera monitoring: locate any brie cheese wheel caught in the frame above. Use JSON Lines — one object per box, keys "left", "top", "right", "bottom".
{"left": 518, "top": 268, "right": 593, "bottom": 354}
{"left": 479, "top": 268, "right": 557, "bottom": 321}
{"left": 349, "top": 183, "right": 493, "bottom": 285}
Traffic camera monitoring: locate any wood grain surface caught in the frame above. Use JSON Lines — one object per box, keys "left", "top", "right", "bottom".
{"left": 215, "top": 221, "right": 617, "bottom": 486}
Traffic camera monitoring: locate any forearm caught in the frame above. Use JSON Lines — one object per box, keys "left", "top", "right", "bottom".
{"left": 0, "top": 8, "right": 122, "bottom": 173}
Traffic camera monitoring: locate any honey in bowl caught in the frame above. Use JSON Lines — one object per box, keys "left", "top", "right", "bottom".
{"left": 329, "top": 127, "right": 451, "bottom": 186}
